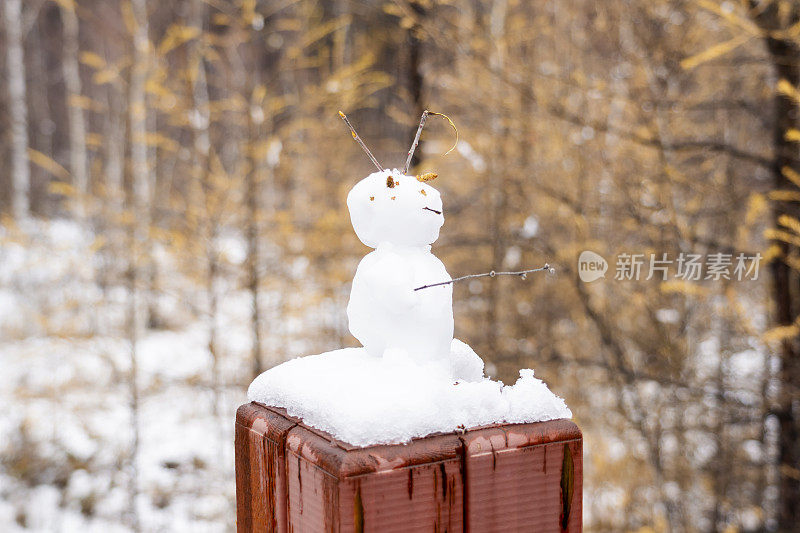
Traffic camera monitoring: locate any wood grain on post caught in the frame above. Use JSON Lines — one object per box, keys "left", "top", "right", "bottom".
{"left": 235, "top": 402, "right": 582, "bottom": 532}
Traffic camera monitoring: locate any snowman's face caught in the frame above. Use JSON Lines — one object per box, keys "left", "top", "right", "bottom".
{"left": 347, "top": 170, "right": 444, "bottom": 248}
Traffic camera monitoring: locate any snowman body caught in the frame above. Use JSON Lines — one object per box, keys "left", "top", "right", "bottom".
{"left": 347, "top": 170, "right": 454, "bottom": 363}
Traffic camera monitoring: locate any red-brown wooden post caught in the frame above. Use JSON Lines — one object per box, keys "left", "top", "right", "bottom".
{"left": 235, "top": 402, "right": 582, "bottom": 532}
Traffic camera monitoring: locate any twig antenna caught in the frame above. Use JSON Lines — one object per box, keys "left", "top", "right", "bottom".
{"left": 338, "top": 111, "right": 383, "bottom": 171}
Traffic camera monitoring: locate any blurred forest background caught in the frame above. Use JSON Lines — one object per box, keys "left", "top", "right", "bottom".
{"left": 1, "top": 0, "right": 800, "bottom": 531}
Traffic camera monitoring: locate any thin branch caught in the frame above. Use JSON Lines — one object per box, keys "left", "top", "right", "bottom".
{"left": 403, "top": 110, "right": 459, "bottom": 175}
{"left": 338, "top": 110, "right": 383, "bottom": 171}
{"left": 414, "top": 264, "right": 553, "bottom": 291}
{"left": 388, "top": 7, "right": 774, "bottom": 170}
{"left": 403, "top": 109, "right": 429, "bottom": 174}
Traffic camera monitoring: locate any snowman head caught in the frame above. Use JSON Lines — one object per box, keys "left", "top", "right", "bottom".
{"left": 347, "top": 169, "right": 444, "bottom": 248}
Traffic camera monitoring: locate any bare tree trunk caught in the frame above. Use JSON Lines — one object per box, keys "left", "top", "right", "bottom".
{"left": 246, "top": 191, "right": 263, "bottom": 380}
{"left": 124, "top": 252, "right": 141, "bottom": 533}
{"left": 186, "top": 0, "right": 221, "bottom": 414}
{"left": 485, "top": 0, "right": 508, "bottom": 356}
{"left": 2, "top": 0, "right": 31, "bottom": 219}
{"left": 105, "top": 83, "right": 125, "bottom": 212}
{"left": 749, "top": 4, "right": 800, "bottom": 526}
{"left": 97, "top": 76, "right": 127, "bottom": 309}
{"left": 130, "top": 0, "right": 151, "bottom": 218}
{"left": 766, "top": 40, "right": 800, "bottom": 530}
{"left": 126, "top": 0, "right": 151, "bottom": 528}
{"left": 245, "top": 78, "right": 264, "bottom": 380}
{"left": 129, "top": 0, "right": 153, "bottom": 335}
{"left": 60, "top": 1, "right": 88, "bottom": 217}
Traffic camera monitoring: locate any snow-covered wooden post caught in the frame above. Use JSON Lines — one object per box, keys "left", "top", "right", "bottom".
{"left": 236, "top": 114, "right": 582, "bottom": 531}
{"left": 235, "top": 403, "right": 581, "bottom": 532}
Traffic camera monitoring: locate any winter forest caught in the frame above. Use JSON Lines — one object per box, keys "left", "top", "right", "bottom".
{"left": 1, "top": 0, "right": 800, "bottom": 531}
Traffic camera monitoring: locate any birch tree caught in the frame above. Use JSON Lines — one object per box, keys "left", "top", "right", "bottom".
{"left": 58, "top": 0, "right": 88, "bottom": 216}
{"left": 2, "top": 0, "right": 31, "bottom": 219}
{"left": 186, "top": 0, "right": 221, "bottom": 416}
{"left": 126, "top": 0, "right": 151, "bottom": 528}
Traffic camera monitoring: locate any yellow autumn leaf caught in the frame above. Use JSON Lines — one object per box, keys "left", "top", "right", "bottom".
{"left": 241, "top": 0, "right": 256, "bottom": 20}
{"left": 80, "top": 52, "right": 106, "bottom": 70}
{"left": 121, "top": 0, "right": 137, "bottom": 36}
{"left": 745, "top": 193, "right": 768, "bottom": 226}
{"left": 778, "top": 214, "right": 800, "bottom": 235}
{"left": 89, "top": 235, "right": 107, "bottom": 253}
{"left": 765, "top": 228, "right": 800, "bottom": 247}
{"left": 145, "top": 78, "right": 172, "bottom": 98}
{"left": 68, "top": 94, "right": 103, "bottom": 111}
{"left": 144, "top": 132, "right": 179, "bottom": 152}
{"left": 763, "top": 324, "right": 800, "bottom": 343}
{"left": 696, "top": 0, "right": 762, "bottom": 36}
{"left": 93, "top": 69, "right": 119, "bottom": 85}
{"left": 86, "top": 133, "right": 104, "bottom": 148}
{"left": 157, "top": 24, "right": 201, "bottom": 55}
{"left": 786, "top": 129, "right": 800, "bottom": 142}
{"left": 775, "top": 18, "right": 800, "bottom": 40}
{"left": 680, "top": 34, "right": 750, "bottom": 70}
{"left": 782, "top": 166, "right": 800, "bottom": 188}
{"left": 660, "top": 280, "right": 709, "bottom": 297}
{"left": 787, "top": 254, "right": 800, "bottom": 272}
{"left": 211, "top": 13, "right": 230, "bottom": 26}
{"left": 48, "top": 181, "right": 76, "bottom": 197}
{"left": 51, "top": 0, "right": 76, "bottom": 12}
{"left": 209, "top": 97, "right": 246, "bottom": 113}
{"left": 297, "top": 15, "right": 352, "bottom": 52}
{"left": 778, "top": 79, "right": 800, "bottom": 105}
{"left": 763, "top": 243, "right": 783, "bottom": 263}
{"left": 28, "top": 148, "right": 70, "bottom": 181}
{"left": 768, "top": 190, "right": 800, "bottom": 202}
{"left": 252, "top": 84, "right": 267, "bottom": 104}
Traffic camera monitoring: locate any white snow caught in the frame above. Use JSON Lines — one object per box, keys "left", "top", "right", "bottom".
{"left": 248, "top": 340, "right": 572, "bottom": 447}
{"left": 348, "top": 243, "right": 453, "bottom": 362}
{"left": 521, "top": 215, "right": 539, "bottom": 238}
{"left": 347, "top": 169, "right": 444, "bottom": 249}
{"left": 251, "top": 168, "right": 572, "bottom": 446}
{"left": 0, "top": 218, "right": 274, "bottom": 532}
{"left": 347, "top": 170, "right": 453, "bottom": 362}
{"left": 449, "top": 338, "right": 485, "bottom": 382}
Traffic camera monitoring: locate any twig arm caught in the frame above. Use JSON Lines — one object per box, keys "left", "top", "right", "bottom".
{"left": 414, "top": 264, "right": 554, "bottom": 291}
{"left": 338, "top": 111, "right": 383, "bottom": 171}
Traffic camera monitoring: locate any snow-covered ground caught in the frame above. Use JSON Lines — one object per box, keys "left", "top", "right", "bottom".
{"left": 0, "top": 219, "right": 304, "bottom": 532}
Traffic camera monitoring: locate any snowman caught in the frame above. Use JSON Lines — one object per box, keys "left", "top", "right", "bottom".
{"left": 346, "top": 169, "right": 454, "bottom": 364}
{"left": 246, "top": 111, "right": 570, "bottom": 446}
{"left": 338, "top": 110, "right": 546, "bottom": 379}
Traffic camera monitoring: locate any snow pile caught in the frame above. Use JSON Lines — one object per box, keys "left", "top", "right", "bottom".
{"left": 248, "top": 339, "right": 571, "bottom": 447}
